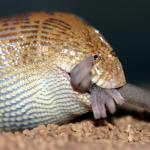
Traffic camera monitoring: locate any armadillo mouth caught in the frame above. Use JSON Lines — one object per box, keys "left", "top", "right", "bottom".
{"left": 91, "top": 59, "right": 126, "bottom": 89}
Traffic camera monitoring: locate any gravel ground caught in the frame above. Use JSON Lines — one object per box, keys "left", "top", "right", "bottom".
{"left": 0, "top": 109, "right": 150, "bottom": 150}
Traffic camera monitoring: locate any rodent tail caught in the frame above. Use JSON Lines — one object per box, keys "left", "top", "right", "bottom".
{"left": 118, "top": 83, "right": 150, "bottom": 112}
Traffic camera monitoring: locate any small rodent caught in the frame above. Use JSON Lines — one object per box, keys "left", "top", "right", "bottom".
{"left": 0, "top": 11, "right": 149, "bottom": 131}
{"left": 71, "top": 56, "right": 150, "bottom": 118}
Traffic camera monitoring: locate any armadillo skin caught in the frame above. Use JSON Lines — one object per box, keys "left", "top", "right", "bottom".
{"left": 0, "top": 12, "right": 125, "bottom": 131}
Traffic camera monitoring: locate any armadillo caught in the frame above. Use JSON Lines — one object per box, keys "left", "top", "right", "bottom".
{"left": 0, "top": 12, "right": 150, "bottom": 131}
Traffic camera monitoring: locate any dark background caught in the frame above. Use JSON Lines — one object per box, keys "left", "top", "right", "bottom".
{"left": 0, "top": 0, "right": 149, "bottom": 85}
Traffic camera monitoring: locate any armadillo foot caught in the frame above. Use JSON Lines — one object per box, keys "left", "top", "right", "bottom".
{"left": 90, "top": 84, "right": 125, "bottom": 119}
{"left": 70, "top": 56, "right": 94, "bottom": 93}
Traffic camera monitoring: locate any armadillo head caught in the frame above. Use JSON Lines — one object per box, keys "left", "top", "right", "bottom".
{"left": 48, "top": 12, "right": 126, "bottom": 89}
{"left": 89, "top": 28, "right": 126, "bottom": 89}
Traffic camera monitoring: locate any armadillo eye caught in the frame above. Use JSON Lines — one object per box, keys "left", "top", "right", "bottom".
{"left": 94, "top": 55, "right": 98, "bottom": 60}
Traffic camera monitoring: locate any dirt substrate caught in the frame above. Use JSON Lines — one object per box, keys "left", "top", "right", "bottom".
{"left": 0, "top": 110, "right": 150, "bottom": 150}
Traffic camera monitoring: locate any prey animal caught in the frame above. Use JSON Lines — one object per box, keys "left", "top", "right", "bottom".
{"left": 0, "top": 12, "right": 150, "bottom": 131}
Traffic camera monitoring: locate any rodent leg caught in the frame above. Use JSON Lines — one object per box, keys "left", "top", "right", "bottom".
{"left": 90, "top": 85, "right": 125, "bottom": 119}
{"left": 118, "top": 83, "right": 150, "bottom": 111}
{"left": 70, "top": 56, "right": 94, "bottom": 93}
